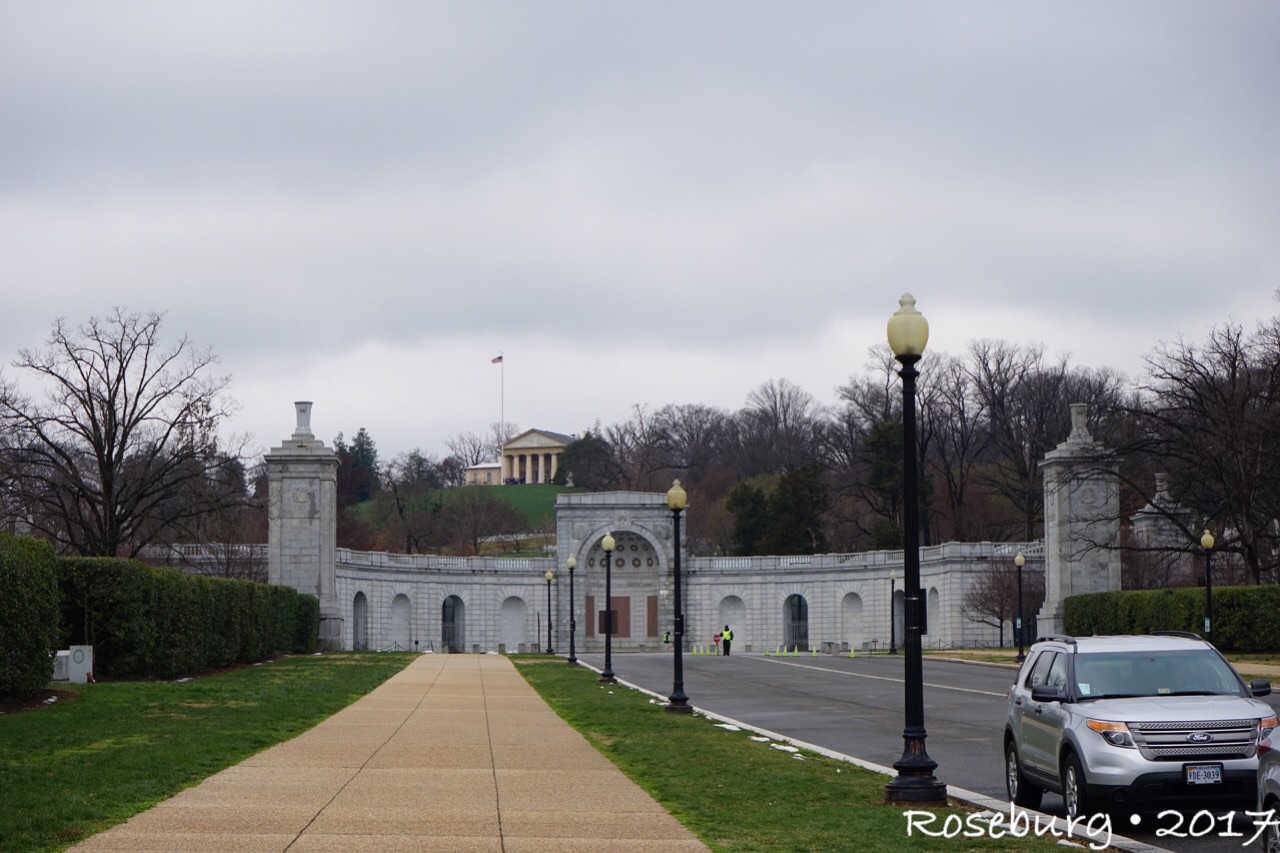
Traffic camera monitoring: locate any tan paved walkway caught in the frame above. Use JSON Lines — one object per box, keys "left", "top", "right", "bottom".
{"left": 71, "top": 655, "right": 709, "bottom": 852}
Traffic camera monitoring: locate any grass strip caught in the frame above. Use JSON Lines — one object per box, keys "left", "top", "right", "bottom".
{"left": 0, "top": 652, "right": 415, "bottom": 853}
{"left": 515, "top": 657, "right": 1109, "bottom": 853}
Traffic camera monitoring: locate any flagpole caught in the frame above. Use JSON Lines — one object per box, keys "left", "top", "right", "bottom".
{"left": 492, "top": 352, "right": 505, "bottom": 476}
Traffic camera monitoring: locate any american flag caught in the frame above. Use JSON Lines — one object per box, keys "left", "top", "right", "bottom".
{"left": 491, "top": 354, "right": 503, "bottom": 364}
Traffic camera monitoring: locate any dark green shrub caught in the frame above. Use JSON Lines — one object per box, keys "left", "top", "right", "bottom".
{"left": 1066, "top": 585, "right": 1280, "bottom": 651}
{"left": 294, "top": 594, "right": 320, "bottom": 653}
{"left": 56, "top": 556, "right": 320, "bottom": 678}
{"left": 0, "top": 534, "right": 61, "bottom": 699}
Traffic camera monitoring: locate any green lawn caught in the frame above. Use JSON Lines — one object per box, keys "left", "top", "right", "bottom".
{"left": 0, "top": 653, "right": 415, "bottom": 853}
{"left": 514, "top": 658, "right": 1096, "bottom": 853}
{"left": 355, "top": 483, "right": 579, "bottom": 533}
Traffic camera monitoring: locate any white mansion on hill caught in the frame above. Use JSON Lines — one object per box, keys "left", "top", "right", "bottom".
{"left": 464, "top": 429, "right": 574, "bottom": 486}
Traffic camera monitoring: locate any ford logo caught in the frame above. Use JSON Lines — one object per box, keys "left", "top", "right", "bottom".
{"left": 1187, "top": 732, "right": 1214, "bottom": 743}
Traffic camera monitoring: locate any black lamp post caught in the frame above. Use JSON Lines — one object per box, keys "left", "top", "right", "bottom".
{"left": 544, "top": 569, "right": 555, "bottom": 654}
{"left": 599, "top": 532, "right": 617, "bottom": 684}
{"left": 1201, "top": 528, "right": 1215, "bottom": 638}
{"left": 666, "top": 480, "right": 692, "bottom": 713}
{"left": 1015, "top": 552, "right": 1026, "bottom": 663}
{"left": 884, "top": 293, "right": 947, "bottom": 805}
{"left": 889, "top": 569, "right": 898, "bottom": 655}
{"left": 566, "top": 556, "right": 578, "bottom": 665}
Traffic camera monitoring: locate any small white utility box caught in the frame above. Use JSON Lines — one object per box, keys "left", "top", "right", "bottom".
{"left": 67, "top": 646, "right": 93, "bottom": 683}
{"left": 52, "top": 650, "right": 70, "bottom": 681}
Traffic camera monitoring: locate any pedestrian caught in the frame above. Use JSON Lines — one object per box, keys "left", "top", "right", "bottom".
{"left": 722, "top": 625, "right": 733, "bottom": 656}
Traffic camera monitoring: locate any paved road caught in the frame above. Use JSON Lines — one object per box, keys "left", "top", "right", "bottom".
{"left": 576, "top": 651, "right": 1280, "bottom": 853}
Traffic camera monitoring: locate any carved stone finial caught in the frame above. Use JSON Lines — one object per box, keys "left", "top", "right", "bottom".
{"left": 294, "top": 401, "right": 314, "bottom": 437}
{"left": 1069, "top": 403, "right": 1089, "bottom": 440}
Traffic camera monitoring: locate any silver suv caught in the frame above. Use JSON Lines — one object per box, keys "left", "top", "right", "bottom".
{"left": 1004, "top": 633, "right": 1276, "bottom": 818}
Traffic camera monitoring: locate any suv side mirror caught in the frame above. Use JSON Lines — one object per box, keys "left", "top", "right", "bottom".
{"left": 1031, "top": 684, "right": 1064, "bottom": 703}
{"left": 1251, "top": 679, "right": 1272, "bottom": 698}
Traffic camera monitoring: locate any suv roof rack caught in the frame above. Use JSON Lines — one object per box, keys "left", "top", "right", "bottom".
{"left": 1035, "top": 634, "right": 1077, "bottom": 645}
{"left": 1152, "top": 630, "right": 1204, "bottom": 640}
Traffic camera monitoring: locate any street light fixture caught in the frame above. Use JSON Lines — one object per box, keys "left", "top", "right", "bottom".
{"left": 666, "top": 479, "right": 692, "bottom": 714}
{"left": 884, "top": 293, "right": 947, "bottom": 805}
{"left": 544, "top": 569, "right": 555, "bottom": 655}
{"left": 889, "top": 569, "right": 898, "bottom": 654}
{"left": 566, "top": 556, "right": 578, "bottom": 665}
{"left": 599, "top": 532, "right": 617, "bottom": 684}
{"left": 1015, "top": 552, "right": 1026, "bottom": 663}
{"left": 1201, "top": 528, "right": 1215, "bottom": 638}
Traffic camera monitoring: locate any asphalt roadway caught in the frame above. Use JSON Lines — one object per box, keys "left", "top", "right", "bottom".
{"left": 575, "top": 650, "right": 1280, "bottom": 853}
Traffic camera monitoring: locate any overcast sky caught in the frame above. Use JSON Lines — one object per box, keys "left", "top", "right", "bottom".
{"left": 3, "top": 2, "right": 1277, "bottom": 462}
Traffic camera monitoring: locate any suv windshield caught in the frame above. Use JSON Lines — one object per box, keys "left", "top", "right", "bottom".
{"left": 1074, "top": 649, "right": 1243, "bottom": 700}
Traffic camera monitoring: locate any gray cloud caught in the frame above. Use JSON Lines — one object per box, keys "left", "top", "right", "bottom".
{"left": 1, "top": 1, "right": 1277, "bottom": 456}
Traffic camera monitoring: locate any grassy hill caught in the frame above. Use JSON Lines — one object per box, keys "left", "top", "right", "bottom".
{"left": 356, "top": 483, "right": 580, "bottom": 530}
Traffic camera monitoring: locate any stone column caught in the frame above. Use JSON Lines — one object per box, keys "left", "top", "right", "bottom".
{"left": 1036, "top": 404, "right": 1122, "bottom": 636}
{"left": 267, "top": 401, "right": 343, "bottom": 650}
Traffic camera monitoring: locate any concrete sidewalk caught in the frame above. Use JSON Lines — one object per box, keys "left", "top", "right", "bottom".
{"left": 70, "top": 655, "right": 709, "bottom": 852}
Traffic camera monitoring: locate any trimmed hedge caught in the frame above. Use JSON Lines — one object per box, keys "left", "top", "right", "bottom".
{"left": 0, "top": 534, "right": 62, "bottom": 699}
{"left": 1065, "top": 585, "right": 1280, "bottom": 652}
{"left": 58, "top": 556, "right": 319, "bottom": 679}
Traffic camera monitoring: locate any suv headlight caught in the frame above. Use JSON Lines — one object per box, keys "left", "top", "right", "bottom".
{"left": 1087, "top": 719, "right": 1136, "bottom": 748}
{"left": 1260, "top": 715, "right": 1278, "bottom": 740}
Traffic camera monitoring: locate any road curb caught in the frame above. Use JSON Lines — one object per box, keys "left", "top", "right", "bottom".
{"left": 575, "top": 660, "right": 1173, "bottom": 853}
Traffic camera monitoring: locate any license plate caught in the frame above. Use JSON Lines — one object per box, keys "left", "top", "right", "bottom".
{"left": 1185, "top": 763, "right": 1223, "bottom": 785}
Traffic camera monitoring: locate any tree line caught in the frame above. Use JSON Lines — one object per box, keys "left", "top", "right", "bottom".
{"left": 2, "top": 301, "right": 1278, "bottom": 594}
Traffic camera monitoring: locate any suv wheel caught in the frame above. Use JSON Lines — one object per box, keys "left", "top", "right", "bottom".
{"left": 1062, "top": 753, "right": 1092, "bottom": 819}
{"left": 1005, "top": 741, "right": 1043, "bottom": 809}
{"left": 1263, "top": 799, "right": 1280, "bottom": 853}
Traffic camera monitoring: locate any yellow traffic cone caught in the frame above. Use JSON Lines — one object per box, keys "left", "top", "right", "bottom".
{"left": 811, "top": 648, "right": 818, "bottom": 657}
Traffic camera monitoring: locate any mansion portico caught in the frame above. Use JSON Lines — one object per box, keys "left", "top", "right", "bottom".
{"left": 465, "top": 428, "right": 574, "bottom": 486}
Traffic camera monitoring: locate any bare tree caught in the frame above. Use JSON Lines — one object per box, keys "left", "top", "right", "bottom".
{"left": 372, "top": 451, "right": 445, "bottom": 553}
{"left": 1110, "top": 318, "right": 1280, "bottom": 583}
{"left": 962, "top": 558, "right": 1045, "bottom": 647}
{"left": 736, "top": 378, "right": 823, "bottom": 477}
{"left": 445, "top": 431, "right": 494, "bottom": 468}
{"left": 0, "top": 309, "right": 246, "bottom": 557}
{"left": 922, "top": 353, "right": 990, "bottom": 541}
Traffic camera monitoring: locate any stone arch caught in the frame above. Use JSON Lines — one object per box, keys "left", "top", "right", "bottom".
{"left": 784, "top": 593, "right": 809, "bottom": 651}
{"left": 576, "top": 525, "right": 670, "bottom": 647}
{"left": 442, "top": 595, "right": 465, "bottom": 653}
{"left": 500, "top": 596, "right": 528, "bottom": 652}
{"left": 389, "top": 593, "right": 412, "bottom": 651}
{"left": 926, "top": 587, "right": 941, "bottom": 646}
{"left": 718, "top": 595, "right": 745, "bottom": 640}
{"left": 352, "top": 591, "right": 369, "bottom": 651}
{"left": 841, "top": 592, "right": 863, "bottom": 652}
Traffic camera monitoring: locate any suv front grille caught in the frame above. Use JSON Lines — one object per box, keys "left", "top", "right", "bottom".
{"left": 1128, "top": 719, "right": 1257, "bottom": 761}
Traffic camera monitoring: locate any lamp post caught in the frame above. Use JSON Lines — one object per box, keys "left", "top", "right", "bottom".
{"left": 599, "top": 532, "right": 617, "bottom": 684}
{"left": 1015, "top": 552, "right": 1026, "bottom": 663}
{"left": 544, "top": 569, "right": 555, "bottom": 655}
{"left": 666, "top": 480, "right": 692, "bottom": 714}
{"left": 889, "top": 569, "right": 898, "bottom": 655}
{"left": 1201, "top": 528, "right": 1215, "bottom": 639}
{"left": 884, "top": 293, "right": 947, "bottom": 805}
{"left": 566, "top": 556, "right": 578, "bottom": 665}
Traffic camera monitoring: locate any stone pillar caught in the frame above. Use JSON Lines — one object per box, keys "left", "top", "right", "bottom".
{"left": 267, "top": 401, "right": 343, "bottom": 650}
{"left": 1036, "top": 404, "right": 1122, "bottom": 636}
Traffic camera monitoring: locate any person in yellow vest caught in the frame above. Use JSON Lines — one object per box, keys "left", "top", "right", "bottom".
{"left": 721, "top": 625, "right": 733, "bottom": 656}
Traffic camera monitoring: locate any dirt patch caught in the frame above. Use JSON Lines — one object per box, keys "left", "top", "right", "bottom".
{"left": 0, "top": 688, "right": 78, "bottom": 716}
